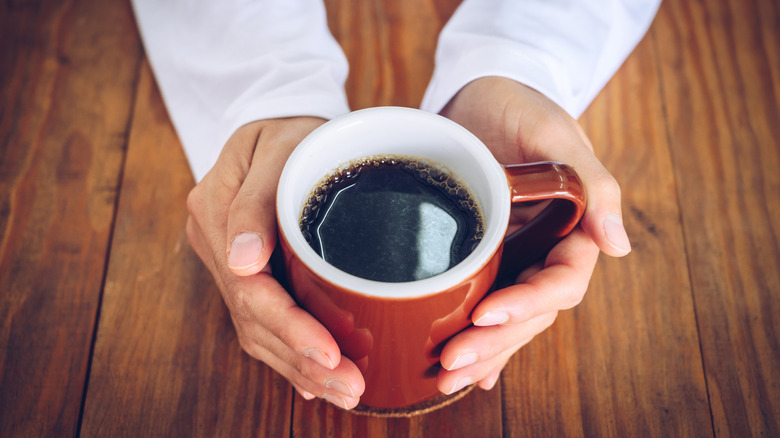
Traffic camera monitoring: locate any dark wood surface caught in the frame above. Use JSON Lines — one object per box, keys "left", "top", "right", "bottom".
{"left": 1, "top": 0, "right": 778, "bottom": 436}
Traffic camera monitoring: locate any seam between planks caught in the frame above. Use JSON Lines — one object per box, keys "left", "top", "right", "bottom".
{"left": 648, "top": 15, "right": 717, "bottom": 438}
{"left": 74, "top": 49, "right": 145, "bottom": 438}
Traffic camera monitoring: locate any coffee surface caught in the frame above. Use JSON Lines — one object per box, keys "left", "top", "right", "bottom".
{"left": 300, "top": 156, "right": 483, "bottom": 282}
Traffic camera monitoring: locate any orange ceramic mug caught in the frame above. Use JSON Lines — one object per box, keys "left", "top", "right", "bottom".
{"left": 277, "top": 107, "right": 585, "bottom": 410}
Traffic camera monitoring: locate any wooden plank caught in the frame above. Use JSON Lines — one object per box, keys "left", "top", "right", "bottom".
{"left": 291, "top": 387, "right": 501, "bottom": 437}
{"left": 324, "top": 0, "right": 460, "bottom": 110}
{"left": 0, "top": 0, "right": 141, "bottom": 436}
{"left": 289, "top": 0, "right": 502, "bottom": 435}
{"left": 78, "top": 62, "right": 294, "bottom": 436}
{"left": 654, "top": 0, "right": 780, "bottom": 435}
{"left": 498, "top": 8, "right": 714, "bottom": 436}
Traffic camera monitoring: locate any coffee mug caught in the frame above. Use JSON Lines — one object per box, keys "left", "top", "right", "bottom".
{"left": 276, "top": 107, "right": 585, "bottom": 409}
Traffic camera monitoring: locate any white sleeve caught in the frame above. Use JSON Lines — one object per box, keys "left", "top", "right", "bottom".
{"left": 420, "top": 0, "right": 662, "bottom": 119}
{"left": 131, "top": 0, "right": 350, "bottom": 181}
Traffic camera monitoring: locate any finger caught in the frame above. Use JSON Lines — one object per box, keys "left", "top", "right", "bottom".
{"left": 576, "top": 161, "right": 632, "bottom": 258}
{"left": 439, "top": 77, "right": 631, "bottom": 257}
{"left": 553, "top": 123, "right": 631, "bottom": 257}
{"left": 516, "top": 260, "right": 543, "bottom": 284}
{"left": 293, "top": 384, "right": 316, "bottom": 401}
{"left": 225, "top": 118, "right": 324, "bottom": 276}
{"left": 437, "top": 343, "right": 522, "bottom": 395}
{"left": 477, "top": 355, "right": 510, "bottom": 390}
{"left": 248, "top": 340, "right": 364, "bottom": 410}
{"left": 229, "top": 271, "right": 343, "bottom": 370}
{"left": 439, "top": 311, "right": 558, "bottom": 372}
{"left": 295, "top": 356, "right": 365, "bottom": 410}
{"left": 227, "top": 273, "right": 366, "bottom": 409}
{"left": 510, "top": 90, "right": 631, "bottom": 258}
{"left": 254, "top": 341, "right": 364, "bottom": 409}
{"left": 533, "top": 132, "right": 631, "bottom": 258}
{"left": 472, "top": 227, "right": 599, "bottom": 326}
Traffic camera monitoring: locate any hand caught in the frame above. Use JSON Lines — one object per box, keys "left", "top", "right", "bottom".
{"left": 434, "top": 77, "right": 631, "bottom": 394}
{"left": 185, "top": 117, "right": 365, "bottom": 409}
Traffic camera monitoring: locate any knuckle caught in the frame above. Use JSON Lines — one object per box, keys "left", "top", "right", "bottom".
{"left": 232, "top": 317, "right": 271, "bottom": 358}
{"left": 186, "top": 184, "right": 204, "bottom": 216}
{"left": 529, "top": 113, "right": 577, "bottom": 146}
{"left": 516, "top": 284, "right": 544, "bottom": 322}
{"left": 592, "top": 172, "right": 622, "bottom": 201}
{"left": 563, "top": 285, "right": 587, "bottom": 309}
{"left": 292, "top": 353, "right": 309, "bottom": 377}
{"left": 230, "top": 186, "right": 273, "bottom": 219}
{"left": 236, "top": 333, "right": 254, "bottom": 355}
{"left": 289, "top": 349, "right": 319, "bottom": 384}
{"left": 227, "top": 283, "right": 254, "bottom": 322}
{"left": 233, "top": 323, "right": 266, "bottom": 359}
{"left": 534, "top": 115, "right": 564, "bottom": 140}
{"left": 542, "top": 310, "right": 559, "bottom": 330}
{"left": 228, "top": 191, "right": 255, "bottom": 218}
{"left": 274, "top": 311, "right": 296, "bottom": 344}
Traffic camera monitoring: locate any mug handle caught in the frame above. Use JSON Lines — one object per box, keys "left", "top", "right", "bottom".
{"left": 496, "top": 162, "right": 587, "bottom": 286}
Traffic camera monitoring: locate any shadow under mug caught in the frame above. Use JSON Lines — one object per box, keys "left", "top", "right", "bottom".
{"left": 277, "top": 107, "right": 585, "bottom": 410}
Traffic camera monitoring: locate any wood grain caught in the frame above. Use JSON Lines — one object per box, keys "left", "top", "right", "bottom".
{"left": 324, "top": 0, "right": 459, "bottom": 110}
{"left": 497, "top": 12, "right": 715, "bottom": 438}
{"left": 654, "top": 0, "right": 780, "bottom": 435}
{"left": 291, "top": 386, "right": 501, "bottom": 437}
{"left": 78, "top": 62, "right": 294, "bottom": 437}
{"left": 1, "top": 0, "right": 778, "bottom": 436}
{"left": 0, "top": 0, "right": 141, "bottom": 436}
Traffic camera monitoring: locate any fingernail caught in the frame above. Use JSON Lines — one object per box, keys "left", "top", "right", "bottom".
{"left": 325, "top": 378, "right": 355, "bottom": 398}
{"left": 474, "top": 311, "right": 509, "bottom": 326}
{"left": 448, "top": 377, "right": 473, "bottom": 395}
{"left": 228, "top": 232, "right": 264, "bottom": 270}
{"left": 603, "top": 214, "right": 631, "bottom": 255}
{"left": 303, "top": 347, "right": 335, "bottom": 370}
{"left": 447, "top": 352, "right": 479, "bottom": 371}
{"left": 322, "top": 393, "right": 349, "bottom": 410}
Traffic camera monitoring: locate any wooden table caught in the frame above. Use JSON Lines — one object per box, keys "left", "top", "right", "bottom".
{"left": 2, "top": 0, "right": 778, "bottom": 436}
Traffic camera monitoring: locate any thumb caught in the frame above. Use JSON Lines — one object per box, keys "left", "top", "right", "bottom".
{"left": 225, "top": 140, "right": 282, "bottom": 277}
{"left": 227, "top": 231, "right": 273, "bottom": 276}
{"left": 225, "top": 118, "right": 326, "bottom": 277}
{"left": 226, "top": 180, "right": 278, "bottom": 276}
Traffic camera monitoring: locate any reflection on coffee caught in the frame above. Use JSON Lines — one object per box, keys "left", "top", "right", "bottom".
{"left": 299, "top": 155, "right": 484, "bottom": 282}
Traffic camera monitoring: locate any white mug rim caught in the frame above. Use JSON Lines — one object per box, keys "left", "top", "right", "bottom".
{"left": 276, "top": 106, "right": 510, "bottom": 298}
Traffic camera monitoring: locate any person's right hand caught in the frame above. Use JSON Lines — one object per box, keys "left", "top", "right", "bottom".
{"left": 185, "top": 117, "right": 365, "bottom": 410}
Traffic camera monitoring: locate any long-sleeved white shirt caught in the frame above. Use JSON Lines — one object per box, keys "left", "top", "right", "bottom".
{"left": 131, "top": 0, "right": 661, "bottom": 181}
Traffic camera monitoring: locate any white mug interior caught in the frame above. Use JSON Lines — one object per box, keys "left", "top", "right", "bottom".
{"left": 277, "top": 106, "right": 510, "bottom": 298}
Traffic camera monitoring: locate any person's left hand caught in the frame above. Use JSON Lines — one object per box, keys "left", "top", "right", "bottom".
{"left": 434, "top": 76, "right": 632, "bottom": 394}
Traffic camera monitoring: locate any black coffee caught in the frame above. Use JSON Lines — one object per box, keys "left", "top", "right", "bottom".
{"left": 299, "top": 155, "right": 484, "bottom": 282}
